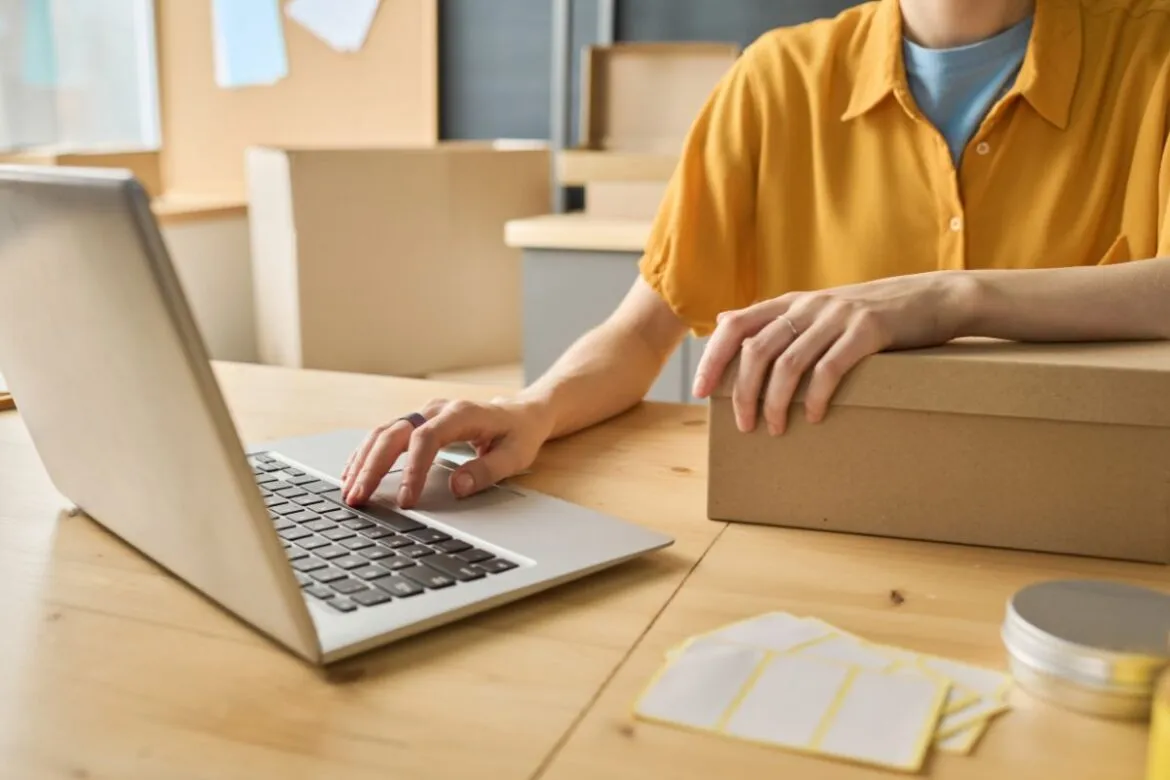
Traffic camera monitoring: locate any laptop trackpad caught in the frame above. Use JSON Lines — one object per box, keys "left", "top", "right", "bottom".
{"left": 371, "top": 463, "right": 525, "bottom": 519}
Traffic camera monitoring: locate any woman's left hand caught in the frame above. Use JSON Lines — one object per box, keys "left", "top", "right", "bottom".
{"left": 691, "top": 271, "right": 975, "bottom": 435}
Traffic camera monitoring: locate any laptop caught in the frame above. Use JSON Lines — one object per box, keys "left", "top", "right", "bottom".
{"left": 0, "top": 166, "right": 673, "bottom": 664}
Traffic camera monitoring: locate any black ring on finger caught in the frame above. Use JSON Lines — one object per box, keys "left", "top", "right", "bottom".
{"left": 398, "top": 412, "right": 428, "bottom": 429}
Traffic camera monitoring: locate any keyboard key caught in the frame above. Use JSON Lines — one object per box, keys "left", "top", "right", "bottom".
{"left": 271, "top": 503, "right": 303, "bottom": 516}
{"left": 433, "top": 538, "right": 471, "bottom": 554}
{"left": 295, "top": 571, "right": 313, "bottom": 587}
{"left": 256, "top": 474, "right": 280, "bottom": 486}
{"left": 409, "top": 528, "right": 452, "bottom": 545}
{"left": 327, "top": 597, "right": 358, "bottom": 613}
{"left": 398, "top": 544, "right": 435, "bottom": 559}
{"left": 272, "top": 517, "right": 295, "bottom": 532}
{"left": 314, "top": 544, "right": 349, "bottom": 560}
{"left": 358, "top": 547, "right": 395, "bottom": 561}
{"left": 292, "top": 495, "right": 330, "bottom": 508}
{"left": 260, "top": 463, "right": 285, "bottom": 473}
{"left": 352, "top": 565, "right": 391, "bottom": 581}
{"left": 292, "top": 557, "right": 326, "bottom": 573}
{"left": 332, "top": 554, "right": 369, "bottom": 570}
{"left": 326, "top": 509, "right": 359, "bottom": 522}
{"left": 423, "top": 554, "right": 486, "bottom": 582}
{"left": 323, "top": 528, "right": 355, "bottom": 542}
{"left": 279, "top": 527, "right": 313, "bottom": 542}
{"left": 254, "top": 453, "right": 275, "bottom": 464}
{"left": 276, "top": 487, "right": 309, "bottom": 499}
{"left": 288, "top": 510, "right": 321, "bottom": 524}
{"left": 330, "top": 579, "right": 368, "bottom": 595}
{"left": 262, "top": 495, "right": 285, "bottom": 507}
{"left": 381, "top": 556, "right": 418, "bottom": 572}
{"left": 353, "top": 589, "right": 394, "bottom": 607}
{"left": 298, "top": 536, "right": 333, "bottom": 551}
{"left": 286, "top": 546, "right": 309, "bottom": 561}
{"left": 281, "top": 540, "right": 291, "bottom": 549}
{"left": 399, "top": 566, "right": 456, "bottom": 590}
{"left": 305, "top": 584, "right": 334, "bottom": 600}
{"left": 375, "top": 513, "right": 425, "bottom": 534}
{"left": 341, "top": 518, "right": 375, "bottom": 531}
{"left": 304, "top": 519, "right": 337, "bottom": 533}
{"left": 373, "top": 574, "right": 425, "bottom": 598}
{"left": 287, "top": 474, "right": 319, "bottom": 486}
{"left": 340, "top": 537, "right": 375, "bottom": 551}
{"left": 382, "top": 536, "right": 414, "bottom": 549}
{"left": 475, "top": 558, "right": 519, "bottom": 575}
{"left": 310, "top": 567, "right": 349, "bottom": 584}
{"left": 303, "top": 481, "right": 339, "bottom": 494}
{"left": 361, "top": 527, "right": 395, "bottom": 541}
{"left": 455, "top": 548, "right": 494, "bottom": 564}
{"left": 284, "top": 468, "right": 306, "bottom": 478}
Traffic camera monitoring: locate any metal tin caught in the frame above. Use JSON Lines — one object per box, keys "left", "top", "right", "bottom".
{"left": 1002, "top": 580, "right": 1170, "bottom": 720}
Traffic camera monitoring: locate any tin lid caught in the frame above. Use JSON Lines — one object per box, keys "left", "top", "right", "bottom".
{"left": 1003, "top": 580, "right": 1170, "bottom": 699}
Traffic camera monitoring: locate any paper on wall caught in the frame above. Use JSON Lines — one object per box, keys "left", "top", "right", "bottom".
{"left": 286, "top": 0, "right": 382, "bottom": 53}
{"left": 212, "top": 0, "right": 288, "bottom": 89}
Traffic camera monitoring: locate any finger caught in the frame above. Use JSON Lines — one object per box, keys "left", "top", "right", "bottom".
{"left": 731, "top": 314, "right": 801, "bottom": 432}
{"left": 344, "top": 398, "right": 447, "bottom": 504}
{"left": 398, "top": 404, "right": 497, "bottom": 508}
{"left": 345, "top": 421, "right": 412, "bottom": 506}
{"left": 763, "top": 310, "right": 847, "bottom": 436}
{"left": 804, "top": 316, "right": 883, "bottom": 424}
{"left": 341, "top": 426, "right": 388, "bottom": 496}
{"left": 449, "top": 439, "right": 528, "bottom": 498}
{"left": 693, "top": 299, "right": 791, "bottom": 399}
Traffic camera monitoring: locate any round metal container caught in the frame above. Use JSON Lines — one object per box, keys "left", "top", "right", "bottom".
{"left": 1002, "top": 580, "right": 1170, "bottom": 720}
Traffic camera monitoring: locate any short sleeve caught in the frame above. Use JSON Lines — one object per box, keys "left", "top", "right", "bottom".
{"left": 639, "top": 52, "right": 764, "bottom": 337}
{"left": 1160, "top": 134, "right": 1170, "bottom": 257}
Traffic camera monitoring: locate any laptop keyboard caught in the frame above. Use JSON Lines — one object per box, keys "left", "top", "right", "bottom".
{"left": 250, "top": 453, "right": 519, "bottom": 614}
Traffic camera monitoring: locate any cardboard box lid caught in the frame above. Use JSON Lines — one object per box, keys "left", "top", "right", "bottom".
{"left": 713, "top": 339, "right": 1170, "bottom": 428}
{"left": 581, "top": 42, "right": 740, "bottom": 153}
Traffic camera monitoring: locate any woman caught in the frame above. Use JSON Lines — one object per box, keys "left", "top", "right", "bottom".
{"left": 344, "top": 0, "right": 1170, "bottom": 509}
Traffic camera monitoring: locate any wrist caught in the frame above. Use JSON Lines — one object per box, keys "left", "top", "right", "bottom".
{"left": 511, "top": 388, "right": 558, "bottom": 441}
{"left": 940, "top": 270, "right": 988, "bottom": 339}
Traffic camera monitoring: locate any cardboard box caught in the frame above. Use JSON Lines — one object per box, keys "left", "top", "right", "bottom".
{"left": 708, "top": 339, "right": 1170, "bottom": 564}
{"left": 0, "top": 147, "right": 162, "bottom": 197}
{"left": 584, "top": 181, "right": 668, "bottom": 220}
{"left": 247, "top": 143, "right": 549, "bottom": 378}
{"left": 560, "top": 42, "right": 739, "bottom": 190}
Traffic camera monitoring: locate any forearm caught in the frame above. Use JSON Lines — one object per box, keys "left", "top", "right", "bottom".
{"left": 517, "top": 319, "right": 683, "bottom": 441}
{"left": 957, "top": 257, "right": 1170, "bottom": 342}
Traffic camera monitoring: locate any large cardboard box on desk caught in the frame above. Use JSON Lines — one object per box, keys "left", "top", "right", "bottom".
{"left": 708, "top": 340, "right": 1170, "bottom": 564}
{"left": 247, "top": 143, "right": 549, "bottom": 377}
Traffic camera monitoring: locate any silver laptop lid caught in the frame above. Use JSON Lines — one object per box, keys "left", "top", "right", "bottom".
{"left": 0, "top": 166, "right": 318, "bottom": 660}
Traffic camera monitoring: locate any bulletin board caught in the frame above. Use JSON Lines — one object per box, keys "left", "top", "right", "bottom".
{"left": 154, "top": 0, "right": 439, "bottom": 196}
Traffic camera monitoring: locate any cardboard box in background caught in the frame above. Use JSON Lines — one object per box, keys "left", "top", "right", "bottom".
{"left": 247, "top": 143, "right": 549, "bottom": 378}
{"left": 557, "top": 42, "right": 739, "bottom": 220}
{"left": 708, "top": 340, "right": 1170, "bottom": 564}
{"left": 0, "top": 147, "right": 162, "bottom": 197}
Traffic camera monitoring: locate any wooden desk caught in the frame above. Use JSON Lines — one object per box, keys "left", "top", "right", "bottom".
{"left": 1, "top": 362, "right": 1164, "bottom": 778}
{"left": 505, "top": 212, "right": 708, "bottom": 406}
{"left": 543, "top": 525, "right": 1166, "bottom": 780}
{"left": 0, "top": 362, "right": 716, "bottom": 780}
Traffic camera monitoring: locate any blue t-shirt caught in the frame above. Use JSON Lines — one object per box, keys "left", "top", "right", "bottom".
{"left": 903, "top": 16, "right": 1034, "bottom": 164}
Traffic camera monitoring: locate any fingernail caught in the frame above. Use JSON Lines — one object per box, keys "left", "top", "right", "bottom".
{"left": 767, "top": 423, "right": 778, "bottom": 436}
{"left": 453, "top": 473, "right": 474, "bottom": 497}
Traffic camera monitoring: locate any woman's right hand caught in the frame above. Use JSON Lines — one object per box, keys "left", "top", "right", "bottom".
{"left": 340, "top": 396, "right": 554, "bottom": 509}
